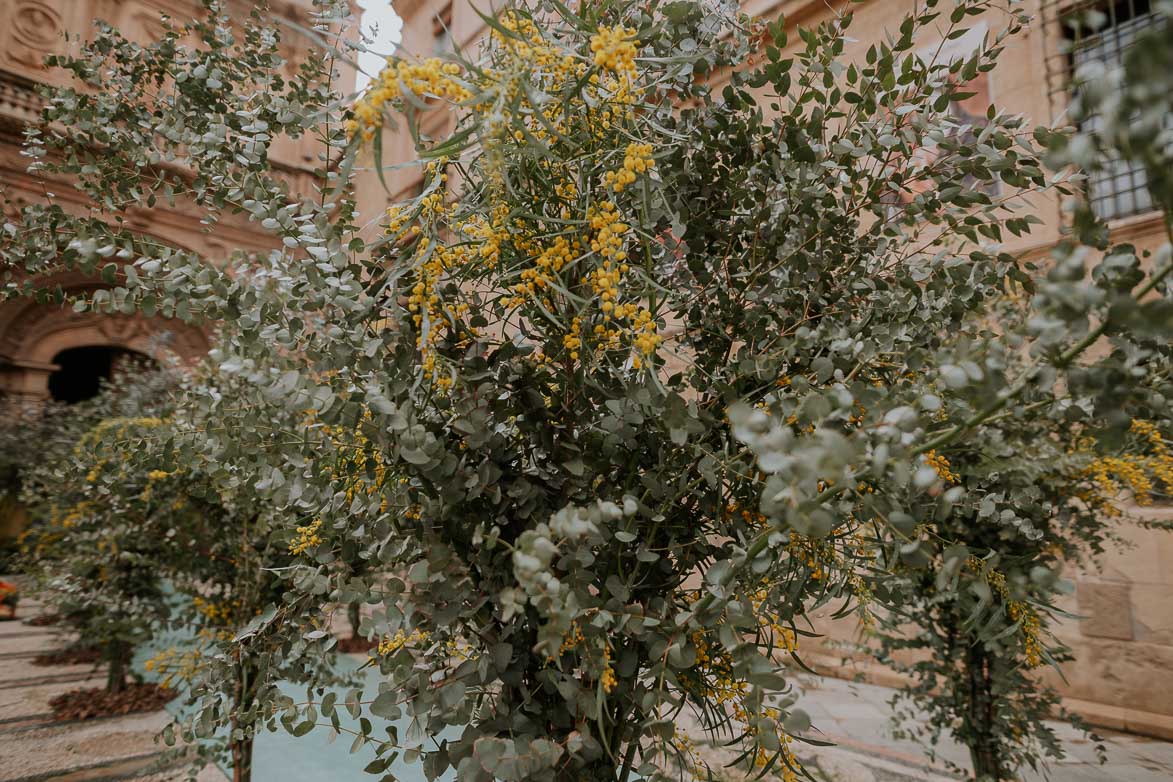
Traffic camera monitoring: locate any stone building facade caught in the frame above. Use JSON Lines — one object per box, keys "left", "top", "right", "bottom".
{"left": 0, "top": 0, "right": 323, "bottom": 404}
{"left": 374, "top": 0, "right": 1173, "bottom": 740}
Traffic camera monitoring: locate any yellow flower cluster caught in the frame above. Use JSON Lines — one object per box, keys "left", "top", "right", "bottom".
{"left": 349, "top": 17, "right": 663, "bottom": 384}
{"left": 289, "top": 518, "right": 322, "bottom": 556}
{"left": 53, "top": 500, "right": 93, "bottom": 529}
{"left": 346, "top": 58, "right": 469, "bottom": 141}
{"left": 590, "top": 25, "right": 638, "bottom": 74}
{"left": 77, "top": 417, "right": 167, "bottom": 484}
{"left": 730, "top": 702, "right": 802, "bottom": 781}
{"left": 971, "top": 558, "right": 1008, "bottom": 598}
{"left": 751, "top": 585, "right": 799, "bottom": 652}
{"left": 582, "top": 202, "right": 661, "bottom": 366}
{"left": 924, "top": 449, "right": 959, "bottom": 483}
{"left": 1083, "top": 454, "right": 1151, "bottom": 510}
{"left": 587, "top": 201, "right": 629, "bottom": 264}
{"left": 331, "top": 430, "right": 387, "bottom": 506}
{"left": 463, "top": 205, "right": 510, "bottom": 269}
{"left": 1131, "top": 419, "right": 1173, "bottom": 489}
{"left": 192, "top": 595, "right": 241, "bottom": 625}
{"left": 605, "top": 142, "right": 655, "bottom": 192}
{"left": 554, "top": 179, "right": 578, "bottom": 203}
{"left": 395, "top": 167, "right": 502, "bottom": 390}
{"left": 552, "top": 621, "right": 617, "bottom": 695}
{"left": 76, "top": 416, "right": 165, "bottom": 453}
{"left": 139, "top": 468, "right": 175, "bottom": 502}
{"left": 144, "top": 646, "right": 204, "bottom": 689}
{"left": 968, "top": 558, "right": 1043, "bottom": 667}
{"left": 1074, "top": 419, "right": 1173, "bottom": 515}
{"left": 1008, "top": 601, "right": 1043, "bottom": 667}
{"left": 385, "top": 205, "right": 409, "bottom": 236}
{"left": 752, "top": 737, "right": 801, "bottom": 782}
{"left": 671, "top": 731, "right": 706, "bottom": 777}
{"left": 629, "top": 309, "right": 661, "bottom": 369}
{"left": 848, "top": 403, "right": 868, "bottom": 428}
{"left": 601, "top": 645, "right": 618, "bottom": 693}
{"left": 496, "top": 11, "right": 560, "bottom": 68}
{"left": 587, "top": 71, "right": 638, "bottom": 139}
{"left": 787, "top": 532, "right": 832, "bottom": 581}
{"left": 377, "top": 628, "right": 430, "bottom": 656}
{"left": 731, "top": 502, "right": 874, "bottom": 623}
{"left": 562, "top": 317, "right": 583, "bottom": 361}
{"left": 726, "top": 502, "right": 767, "bottom": 527}
{"left": 478, "top": 12, "right": 598, "bottom": 153}
{"left": 443, "top": 637, "right": 471, "bottom": 661}
{"left": 508, "top": 234, "right": 581, "bottom": 305}
{"left": 406, "top": 236, "right": 463, "bottom": 390}
{"left": 559, "top": 621, "right": 585, "bottom": 654}
{"left": 686, "top": 629, "right": 747, "bottom": 704}
{"left": 310, "top": 411, "right": 394, "bottom": 520}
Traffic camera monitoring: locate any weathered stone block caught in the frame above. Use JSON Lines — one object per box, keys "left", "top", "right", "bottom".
{"left": 1077, "top": 581, "right": 1134, "bottom": 641}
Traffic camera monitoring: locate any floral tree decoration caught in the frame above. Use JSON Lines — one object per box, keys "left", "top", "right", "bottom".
{"left": 0, "top": 2, "right": 1170, "bottom": 782}
{"left": 18, "top": 374, "right": 180, "bottom": 700}
{"left": 867, "top": 8, "right": 1173, "bottom": 778}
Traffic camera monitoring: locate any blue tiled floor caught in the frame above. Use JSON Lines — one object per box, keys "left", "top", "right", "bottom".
{"left": 135, "top": 623, "right": 452, "bottom": 782}
{"left": 249, "top": 654, "right": 452, "bottom": 782}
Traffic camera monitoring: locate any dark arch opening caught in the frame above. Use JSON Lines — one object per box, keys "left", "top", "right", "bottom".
{"left": 47, "top": 346, "right": 153, "bottom": 404}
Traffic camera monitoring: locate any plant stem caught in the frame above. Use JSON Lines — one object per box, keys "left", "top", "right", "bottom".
{"left": 230, "top": 656, "right": 256, "bottom": 782}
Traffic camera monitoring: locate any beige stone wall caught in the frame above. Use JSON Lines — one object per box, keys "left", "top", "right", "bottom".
{"left": 361, "top": 0, "right": 1173, "bottom": 739}
{"left": 0, "top": 0, "right": 327, "bottom": 400}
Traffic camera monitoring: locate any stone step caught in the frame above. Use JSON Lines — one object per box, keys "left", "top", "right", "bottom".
{"left": 0, "top": 635, "right": 70, "bottom": 658}
{"left": 0, "top": 659, "right": 102, "bottom": 688}
{"left": 692, "top": 733, "right": 960, "bottom": 782}
{"left": 126, "top": 764, "right": 228, "bottom": 782}
{"left": 0, "top": 712, "right": 55, "bottom": 732}
{"left": 3, "top": 752, "right": 169, "bottom": 782}
{"left": 0, "top": 670, "right": 101, "bottom": 692}
{"left": 0, "top": 624, "right": 63, "bottom": 641}
{"left": 0, "top": 678, "right": 107, "bottom": 725}
{"left": 0, "top": 709, "right": 172, "bottom": 782}
{"left": 812, "top": 746, "right": 960, "bottom": 782}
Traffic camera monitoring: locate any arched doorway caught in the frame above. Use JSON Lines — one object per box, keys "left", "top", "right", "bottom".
{"left": 46, "top": 345, "right": 155, "bottom": 404}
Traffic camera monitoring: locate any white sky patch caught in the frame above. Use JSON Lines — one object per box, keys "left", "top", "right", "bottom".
{"left": 354, "top": 0, "right": 403, "bottom": 92}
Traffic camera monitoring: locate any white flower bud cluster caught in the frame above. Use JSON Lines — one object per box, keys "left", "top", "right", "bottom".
{"left": 503, "top": 498, "right": 638, "bottom": 620}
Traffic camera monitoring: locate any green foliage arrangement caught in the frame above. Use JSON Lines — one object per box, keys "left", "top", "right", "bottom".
{"left": 17, "top": 367, "right": 345, "bottom": 779}
{"left": 1, "top": 2, "right": 1170, "bottom": 782}
{"left": 857, "top": 7, "right": 1173, "bottom": 779}
{"left": 124, "top": 370, "right": 347, "bottom": 782}
{"left": 16, "top": 372, "right": 179, "bottom": 691}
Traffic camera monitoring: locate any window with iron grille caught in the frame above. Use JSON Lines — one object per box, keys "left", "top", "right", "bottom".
{"left": 1050, "top": 0, "right": 1163, "bottom": 221}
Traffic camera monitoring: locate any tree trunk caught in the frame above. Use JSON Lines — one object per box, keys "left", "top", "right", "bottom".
{"left": 231, "top": 735, "right": 254, "bottom": 782}
{"left": 965, "top": 643, "right": 1003, "bottom": 781}
{"left": 105, "top": 641, "right": 130, "bottom": 694}
{"left": 347, "top": 602, "right": 361, "bottom": 639}
{"left": 230, "top": 657, "right": 256, "bottom": 782}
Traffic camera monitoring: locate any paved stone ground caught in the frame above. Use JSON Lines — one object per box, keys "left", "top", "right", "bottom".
{"left": 4, "top": 580, "right": 1172, "bottom": 782}
{"left": 791, "top": 674, "right": 1173, "bottom": 782}
{"left": 0, "top": 588, "right": 225, "bottom": 782}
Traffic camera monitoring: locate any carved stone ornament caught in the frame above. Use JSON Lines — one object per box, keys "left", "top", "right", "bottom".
{"left": 7, "top": 0, "right": 64, "bottom": 69}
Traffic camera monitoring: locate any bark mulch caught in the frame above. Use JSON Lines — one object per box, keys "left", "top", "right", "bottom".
{"left": 32, "top": 645, "right": 103, "bottom": 666}
{"left": 48, "top": 682, "right": 175, "bottom": 721}
{"left": 25, "top": 613, "right": 61, "bottom": 627}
